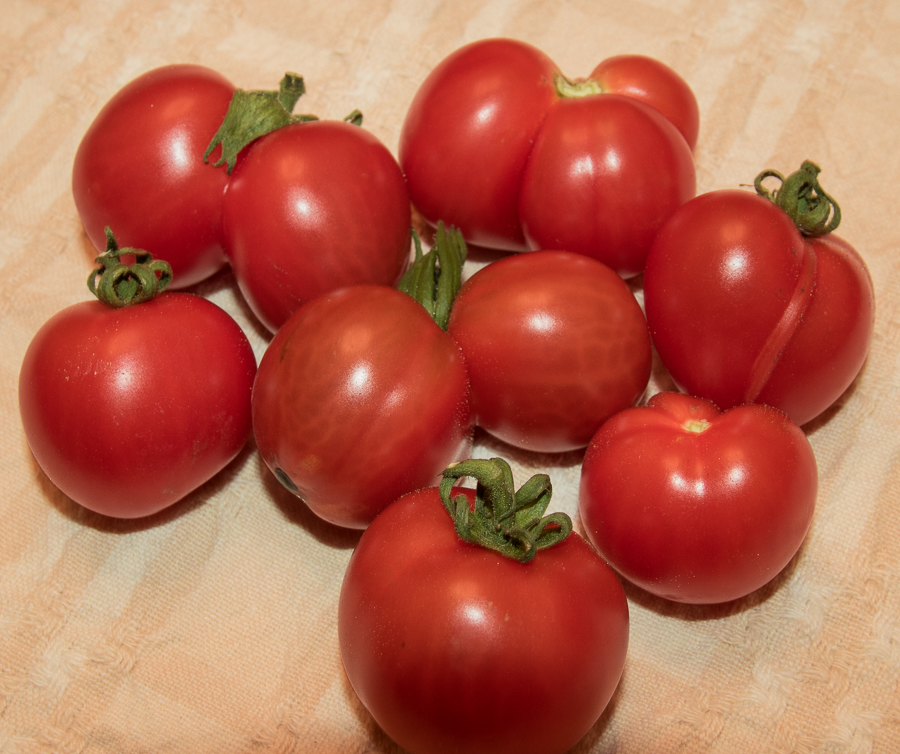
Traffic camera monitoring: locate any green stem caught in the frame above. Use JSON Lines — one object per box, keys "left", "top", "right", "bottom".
{"left": 754, "top": 160, "right": 841, "bottom": 237}
{"left": 439, "top": 458, "right": 573, "bottom": 563}
{"left": 87, "top": 227, "right": 172, "bottom": 308}
{"left": 205, "top": 73, "right": 332, "bottom": 174}
{"left": 397, "top": 222, "right": 467, "bottom": 330}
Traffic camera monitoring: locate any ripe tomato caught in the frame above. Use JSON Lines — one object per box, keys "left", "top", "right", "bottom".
{"left": 251, "top": 285, "right": 472, "bottom": 529}
{"left": 339, "top": 460, "right": 629, "bottom": 754}
{"left": 447, "top": 250, "right": 651, "bottom": 453}
{"left": 73, "top": 64, "right": 235, "bottom": 289}
{"left": 399, "top": 37, "right": 697, "bottom": 275}
{"left": 643, "top": 162, "right": 875, "bottom": 426}
{"left": 223, "top": 120, "right": 412, "bottom": 333}
{"left": 18, "top": 239, "right": 256, "bottom": 518}
{"left": 579, "top": 392, "right": 818, "bottom": 604}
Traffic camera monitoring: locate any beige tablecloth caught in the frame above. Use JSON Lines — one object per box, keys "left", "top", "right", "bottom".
{"left": 2, "top": 1, "right": 898, "bottom": 752}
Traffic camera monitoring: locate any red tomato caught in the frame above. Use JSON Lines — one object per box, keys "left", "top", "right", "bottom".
{"left": 223, "top": 120, "right": 412, "bottom": 333}
{"left": 399, "top": 38, "right": 697, "bottom": 275}
{"left": 251, "top": 285, "right": 472, "bottom": 528}
{"left": 19, "top": 292, "right": 256, "bottom": 519}
{"left": 518, "top": 94, "right": 696, "bottom": 277}
{"left": 579, "top": 392, "right": 818, "bottom": 604}
{"left": 339, "top": 484, "right": 629, "bottom": 754}
{"left": 447, "top": 250, "right": 651, "bottom": 452}
{"left": 643, "top": 175, "right": 875, "bottom": 426}
{"left": 72, "top": 65, "right": 235, "bottom": 288}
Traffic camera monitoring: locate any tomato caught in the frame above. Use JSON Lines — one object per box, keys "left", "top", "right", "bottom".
{"left": 73, "top": 64, "right": 235, "bottom": 289}
{"left": 18, "top": 236, "right": 256, "bottom": 518}
{"left": 339, "top": 459, "right": 629, "bottom": 754}
{"left": 251, "top": 284, "right": 472, "bottom": 529}
{"left": 223, "top": 120, "right": 412, "bottom": 333}
{"left": 643, "top": 162, "right": 875, "bottom": 426}
{"left": 447, "top": 250, "right": 651, "bottom": 453}
{"left": 579, "top": 392, "right": 818, "bottom": 604}
{"left": 399, "top": 37, "right": 697, "bottom": 275}
{"left": 518, "top": 94, "right": 696, "bottom": 277}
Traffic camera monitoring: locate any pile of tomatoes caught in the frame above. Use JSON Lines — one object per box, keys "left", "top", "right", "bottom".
{"left": 18, "top": 37, "right": 875, "bottom": 754}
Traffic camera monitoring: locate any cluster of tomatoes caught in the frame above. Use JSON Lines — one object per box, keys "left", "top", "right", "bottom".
{"left": 18, "top": 38, "right": 875, "bottom": 754}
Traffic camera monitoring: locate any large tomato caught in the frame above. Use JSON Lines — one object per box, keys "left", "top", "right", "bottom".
{"left": 399, "top": 37, "right": 697, "bottom": 275}
{"left": 579, "top": 392, "right": 818, "bottom": 604}
{"left": 339, "top": 459, "right": 629, "bottom": 754}
{"left": 18, "top": 236, "right": 256, "bottom": 518}
{"left": 643, "top": 162, "right": 875, "bottom": 426}
{"left": 72, "top": 64, "right": 235, "bottom": 288}
{"left": 251, "top": 284, "right": 472, "bottom": 529}
{"left": 223, "top": 120, "right": 412, "bottom": 333}
{"left": 447, "top": 250, "right": 651, "bottom": 452}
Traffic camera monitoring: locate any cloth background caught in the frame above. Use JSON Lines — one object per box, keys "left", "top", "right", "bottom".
{"left": 1, "top": 0, "right": 899, "bottom": 752}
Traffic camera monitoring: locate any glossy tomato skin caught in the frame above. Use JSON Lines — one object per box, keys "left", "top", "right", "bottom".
{"left": 580, "top": 392, "right": 818, "bottom": 604}
{"left": 644, "top": 190, "right": 875, "bottom": 426}
{"left": 19, "top": 294, "right": 257, "bottom": 518}
{"left": 519, "top": 95, "right": 696, "bottom": 278}
{"left": 447, "top": 251, "right": 651, "bottom": 452}
{"left": 223, "top": 120, "right": 412, "bottom": 333}
{"left": 72, "top": 65, "right": 234, "bottom": 288}
{"left": 590, "top": 54, "right": 700, "bottom": 150}
{"left": 399, "top": 38, "right": 560, "bottom": 251}
{"left": 252, "top": 286, "right": 472, "bottom": 529}
{"left": 339, "top": 486, "right": 629, "bottom": 754}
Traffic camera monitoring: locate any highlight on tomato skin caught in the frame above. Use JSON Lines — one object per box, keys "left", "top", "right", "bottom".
{"left": 338, "top": 458, "right": 629, "bottom": 754}
{"left": 578, "top": 391, "right": 818, "bottom": 605}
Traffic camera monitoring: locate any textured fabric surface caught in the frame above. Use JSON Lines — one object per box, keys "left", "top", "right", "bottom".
{"left": 2, "top": 1, "right": 899, "bottom": 752}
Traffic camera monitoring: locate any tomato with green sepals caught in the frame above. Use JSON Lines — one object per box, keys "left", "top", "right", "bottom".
{"left": 339, "top": 457, "right": 629, "bottom": 754}
{"left": 212, "top": 84, "right": 412, "bottom": 333}
{"left": 579, "top": 392, "right": 818, "bottom": 604}
{"left": 19, "top": 230, "right": 256, "bottom": 518}
{"left": 643, "top": 161, "right": 875, "bottom": 426}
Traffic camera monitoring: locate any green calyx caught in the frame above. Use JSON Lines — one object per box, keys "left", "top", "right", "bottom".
{"left": 439, "top": 457, "right": 573, "bottom": 564}
{"left": 87, "top": 227, "right": 172, "bottom": 308}
{"left": 397, "top": 222, "right": 467, "bottom": 330}
{"left": 204, "top": 73, "right": 364, "bottom": 174}
{"left": 754, "top": 160, "right": 841, "bottom": 237}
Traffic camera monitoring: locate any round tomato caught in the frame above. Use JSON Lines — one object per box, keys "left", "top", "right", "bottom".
{"left": 223, "top": 120, "right": 412, "bottom": 333}
{"left": 643, "top": 162, "right": 875, "bottom": 426}
{"left": 579, "top": 392, "right": 818, "bottom": 604}
{"left": 18, "top": 240, "right": 256, "bottom": 518}
{"left": 73, "top": 64, "right": 235, "bottom": 288}
{"left": 447, "top": 250, "right": 651, "bottom": 453}
{"left": 518, "top": 94, "right": 696, "bottom": 277}
{"left": 339, "top": 459, "right": 629, "bottom": 754}
{"left": 399, "top": 38, "right": 697, "bottom": 275}
{"left": 251, "top": 285, "right": 472, "bottom": 529}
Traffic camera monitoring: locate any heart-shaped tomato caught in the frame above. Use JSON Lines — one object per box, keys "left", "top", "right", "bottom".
{"left": 579, "top": 392, "right": 818, "bottom": 604}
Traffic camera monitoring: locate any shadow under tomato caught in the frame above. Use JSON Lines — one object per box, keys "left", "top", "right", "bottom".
{"left": 470, "top": 426, "right": 587, "bottom": 472}
{"left": 35, "top": 436, "right": 255, "bottom": 534}
{"left": 616, "top": 529, "right": 811, "bottom": 622}
{"left": 257, "top": 452, "right": 363, "bottom": 551}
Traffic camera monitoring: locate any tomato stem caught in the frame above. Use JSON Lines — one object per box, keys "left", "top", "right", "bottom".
{"left": 87, "top": 227, "right": 172, "bottom": 308}
{"left": 553, "top": 72, "right": 603, "bottom": 98}
{"left": 398, "top": 222, "right": 467, "bottom": 330}
{"left": 754, "top": 160, "right": 841, "bottom": 237}
{"left": 439, "top": 458, "right": 573, "bottom": 563}
{"left": 204, "top": 72, "right": 327, "bottom": 174}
